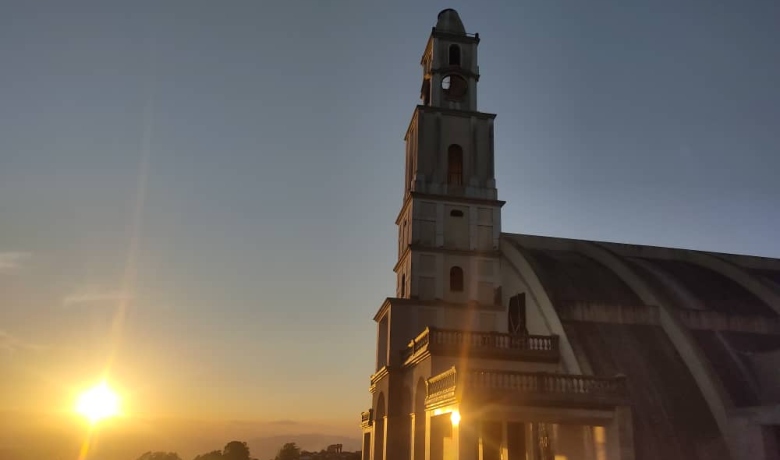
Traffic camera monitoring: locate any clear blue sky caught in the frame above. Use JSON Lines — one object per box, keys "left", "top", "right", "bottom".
{"left": 1, "top": 0, "right": 779, "bottom": 439}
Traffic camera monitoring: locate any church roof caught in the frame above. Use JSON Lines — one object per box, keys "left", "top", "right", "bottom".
{"left": 503, "top": 232, "right": 780, "bottom": 317}
{"left": 501, "top": 232, "right": 780, "bottom": 458}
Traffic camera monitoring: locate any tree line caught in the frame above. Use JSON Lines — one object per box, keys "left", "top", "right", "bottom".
{"left": 135, "top": 440, "right": 304, "bottom": 460}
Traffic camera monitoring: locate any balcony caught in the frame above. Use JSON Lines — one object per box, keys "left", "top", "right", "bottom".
{"left": 402, "top": 327, "right": 560, "bottom": 364}
{"left": 425, "top": 367, "right": 628, "bottom": 410}
{"left": 360, "top": 409, "right": 373, "bottom": 429}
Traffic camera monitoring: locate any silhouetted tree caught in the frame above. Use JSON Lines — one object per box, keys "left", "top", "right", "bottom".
{"left": 223, "top": 441, "right": 252, "bottom": 460}
{"left": 274, "top": 443, "right": 300, "bottom": 460}
{"left": 136, "top": 452, "right": 182, "bottom": 460}
{"left": 193, "top": 450, "right": 223, "bottom": 460}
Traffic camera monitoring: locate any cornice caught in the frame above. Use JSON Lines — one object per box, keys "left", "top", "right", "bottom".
{"left": 410, "top": 191, "right": 506, "bottom": 207}
{"left": 419, "top": 104, "right": 497, "bottom": 120}
{"left": 373, "top": 297, "right": 393, "bottom": 322}
{"left": 404, "top": 107, "right": 421, "bottom": 141}
{"left": 395, "top": 194, "right": 412, "bottom": 225}
{"left": 394, "top": 243, "right": 500, "bottom": 273}
{"left": 408, "top": 244, "right": 502, "bottom": 259}
{"left": 393, "top": 246, "right": 411, "bottom": 273}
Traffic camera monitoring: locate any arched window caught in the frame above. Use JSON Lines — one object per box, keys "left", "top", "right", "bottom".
{"left": 449, "top": 44, "right": 461, "bottom": 66}
{"left": 447, "top": 144, "right": 463, "bottom": 186}
{"left": 450, "top": 266, "right": 464, "bottom": 292}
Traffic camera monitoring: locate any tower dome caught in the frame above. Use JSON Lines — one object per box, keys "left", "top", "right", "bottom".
{"left": 435, "top": 8, "right": 466, "bottom": 34}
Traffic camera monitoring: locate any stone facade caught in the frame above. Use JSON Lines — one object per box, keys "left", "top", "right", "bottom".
{"left": 361, "top": 9, "right": 780, "bottom": 460}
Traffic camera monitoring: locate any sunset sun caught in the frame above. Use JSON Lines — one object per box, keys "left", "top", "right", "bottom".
{"left": 75, "top": 382, "right": 120, "bottom": 423}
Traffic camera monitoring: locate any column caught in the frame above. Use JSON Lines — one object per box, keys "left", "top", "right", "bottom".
{"left": 373, "top": 416, "right": 387, "bottom": 460}
{"left": 481, "top": 421, "right": 502, "bottom": 460}
{"left": 414, "top": 412, "right": 427, "bottom": 460}
{"left": 506, "top": 422, "right": 526, "bottom": 460}
{"left": 362, "top": 432, "right": 372, "bottom": 460}
{"left": 386, "top": 414, "right": 411, "bottom": 460}
{"left": 410, "top": 413, "right": 418, "bottom": 460}
{"left": 425, "top": 411, "right": 433, "bottom": 460}
{"left": 458, "top": 415, "right": 479, "bottom": 460}
{"left": 606, "top": 406, "right": 634, "bottom": 460}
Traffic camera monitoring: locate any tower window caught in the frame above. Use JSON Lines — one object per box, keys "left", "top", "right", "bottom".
{"left": 450, "top": 266, "right": 464, "bottom": 292}
{"left": 448, "top": 44, "right": 461, "bottom": 66}
{"left": 401, "top": 274, "right": 406, "bottom": 297}
{"left": 450, "top": 210, "right": 463, "bottom": 217}
{"left": 448, "top": 144, "right": 464, "bottom": 186}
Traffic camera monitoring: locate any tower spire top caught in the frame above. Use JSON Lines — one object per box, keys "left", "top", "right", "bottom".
{"left": 435, "top": 8, "right": 466, "bottom": 34}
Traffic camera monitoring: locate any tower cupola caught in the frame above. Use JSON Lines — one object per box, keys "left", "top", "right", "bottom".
{"left": 434, "top": 8, "right": 466, "bottom": 34}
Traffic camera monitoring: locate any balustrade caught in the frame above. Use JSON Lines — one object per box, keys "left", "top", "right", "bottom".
{"left": 425, "top": 368, "right": 627, "bottom": 408}
{"left": 465, "top": 370, "right": 626, "bottom": 396}
{"left": 403, "top": 327, "right": 559, "bottom": 363}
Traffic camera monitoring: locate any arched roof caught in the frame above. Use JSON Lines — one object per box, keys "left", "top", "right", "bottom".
{"left": 502, "top": 232, "right": 780, "bottom": 458}
{"left": 504, "top": 233, "right": 780, "bottom": 317}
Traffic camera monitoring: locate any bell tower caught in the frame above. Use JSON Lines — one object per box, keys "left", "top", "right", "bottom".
{"left": 365, "top": 11, "right": 506, "bottom": 460}
{"left": 395, "top": 8, "right": 503, "bottom": 322}
{"left": 420, "top": 9, "right": 480, "bottom": 112}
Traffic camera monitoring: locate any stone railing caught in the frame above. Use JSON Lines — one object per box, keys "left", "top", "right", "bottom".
{"left": 428, "top": 367, "right": 458, "bottom": 395}
{"left": 402, "top": 327, "right": 559, "bottom": 363}
{"left": 425, "top": 367, "right": 458, "bottom": 408}
{"left": 424, "top": 368, "right": 628, "bottom": 409}
{"left": 402, "top": 328, "right": 432, "bottom": 362}
{"left": 360, "top": 409, "right": 373, "bottom": 428}
{"left": 464, "top": 370, "right": 627, "bottom": 397}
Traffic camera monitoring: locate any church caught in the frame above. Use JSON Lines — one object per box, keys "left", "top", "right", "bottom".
{"left": 360, "top": 9, "right": 780, "bottom": 460}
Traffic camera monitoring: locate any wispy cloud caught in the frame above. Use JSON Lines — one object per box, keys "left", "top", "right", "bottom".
{"left": 0, "top": 330, "right": 44, "bottom": 354}
{"left": 0, "top": 252, "right": 31, "bottom": 271}
{"left": 268, "top": 420, "right": 299, "bottom": 426}
{"left": 63, "top": 285, "right": 132, "bottom": 307}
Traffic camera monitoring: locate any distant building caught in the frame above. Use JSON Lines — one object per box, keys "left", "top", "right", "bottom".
{"left": 359, "top": 8, "right": 780, "bottom": 460}
{"left": 300, "top": 449, "right": 359, "bottom": 460}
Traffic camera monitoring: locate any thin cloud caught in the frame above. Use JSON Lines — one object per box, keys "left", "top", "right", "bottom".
{"left": 0, "top": 330, "right": 44, "bottom": 354}
{"left": 268, "top": 420, "right": 299, "bottom": 426}
{"left": 0, "top": 252, "right": 31, "bottom": 271}
{"left": 63, "top": 285, "right": 132, "bottom": 307}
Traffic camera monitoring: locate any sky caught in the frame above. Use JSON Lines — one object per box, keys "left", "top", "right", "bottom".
{"left": 1, "top": 0, "right": 780, "bottom": 457}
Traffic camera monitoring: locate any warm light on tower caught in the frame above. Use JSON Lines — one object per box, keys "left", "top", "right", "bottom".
{"left": 75, "top": 381, "right": 121, "bottom": 423}
{"left": 450, "top": 410, "right": 461, "bottom": 426}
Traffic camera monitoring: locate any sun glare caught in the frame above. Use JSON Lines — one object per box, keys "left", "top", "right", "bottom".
{"left": 75, "top": 382, "right": 121, "bottom": 423}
